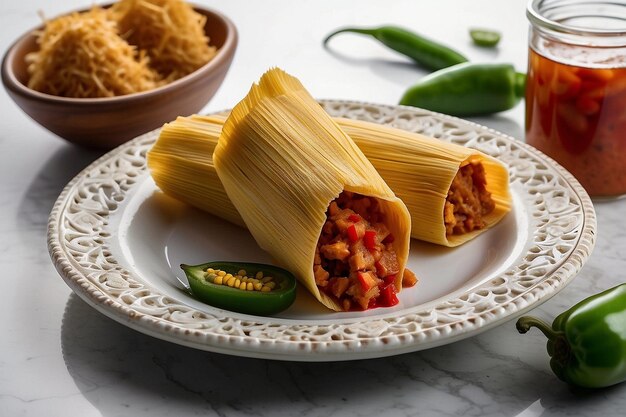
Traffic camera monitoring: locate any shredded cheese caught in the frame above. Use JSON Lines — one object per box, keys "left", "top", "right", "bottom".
{"left": 26, "top": 7, "right": 160, "bottom": 98}
{"left": 111, "top": 0, "right": 217, "bottom": 81}
{"left": 25, "top": 0, "right": 216, "bottom": 98}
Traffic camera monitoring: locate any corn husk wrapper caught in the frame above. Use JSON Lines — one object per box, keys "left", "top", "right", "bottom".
{"left": 337, "top": 118, "right": 511, "bottom": 246}
{"left": 147, "top": 114, "right": 244, "bottom": 226}
{"left": 210, "top": 68, "right": 411, "bottom": 311}
{"left": 148, "top": 114, "right": 511, "bottom": 248}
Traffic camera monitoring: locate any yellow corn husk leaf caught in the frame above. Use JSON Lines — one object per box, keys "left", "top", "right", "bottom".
{"left": 148, "top": 113, "right": 511, "bottom": 248}
{"left": 212, "top": 68, "right": 412, "bottom": 312}
{"left": 147, "top": 114, "right": 244, "bottom": 226}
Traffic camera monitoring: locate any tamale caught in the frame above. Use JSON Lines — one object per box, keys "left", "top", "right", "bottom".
{"left": 209, "top": 69, "right": 412, "bottom": 312}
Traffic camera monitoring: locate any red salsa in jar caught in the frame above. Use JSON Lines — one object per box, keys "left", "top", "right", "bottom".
{"left": 525, "top": 0, "right": 626, "bottom": 197}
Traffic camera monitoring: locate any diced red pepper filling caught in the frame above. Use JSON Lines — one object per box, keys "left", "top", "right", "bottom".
{"left": 314, "top": 191, "right": 410, "bottom": 311}
{"left": 444, "top": 162, "right": 496, "bottom": 236}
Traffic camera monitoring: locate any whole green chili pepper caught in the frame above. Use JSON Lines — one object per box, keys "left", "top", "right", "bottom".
{"left": 181, "top": 261, "right": 297, "bottom": 316}
{"left": 323, "top": 25, "right": 468, "bottom": 71}
{"left": 517, "top": 283, "right": 626, "bottom": 388}
{"left": 399, "top": 62, "right": 526, "bottom": 116}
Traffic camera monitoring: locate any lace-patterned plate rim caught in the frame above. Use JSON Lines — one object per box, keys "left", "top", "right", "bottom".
{"left": 47, "top": 101, "right": 596, "bottom": 361}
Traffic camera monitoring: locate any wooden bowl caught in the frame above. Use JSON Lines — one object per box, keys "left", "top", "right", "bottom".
{"left": 1, "top": 5, "right": 237, "bottom": 149}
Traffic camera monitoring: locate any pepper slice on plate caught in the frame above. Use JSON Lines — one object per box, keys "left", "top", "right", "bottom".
{"left": 516, "top": 283, "right": 626, "bottom": 388}
{"left": 181, "top": 262, "right": 297, "bottom": 316}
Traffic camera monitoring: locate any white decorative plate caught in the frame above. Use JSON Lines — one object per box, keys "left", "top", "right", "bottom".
{"left": 48, "top": 101, "right": 596, "bottom": 361}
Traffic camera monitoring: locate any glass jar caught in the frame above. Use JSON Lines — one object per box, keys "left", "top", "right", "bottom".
{"left": 525, "top": 0, "right": 626, "bottom": 197}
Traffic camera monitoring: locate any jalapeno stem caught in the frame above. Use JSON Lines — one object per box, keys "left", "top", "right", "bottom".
{"left": 516, "top": 316, "right": 561, "bottom": 341}
{"left": 323, "top": 28, "right": 375, "bottom": 45}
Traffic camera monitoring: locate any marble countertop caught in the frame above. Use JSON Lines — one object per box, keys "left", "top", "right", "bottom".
{"left": 2, "top": 0, "right": 625, "bottom": 416}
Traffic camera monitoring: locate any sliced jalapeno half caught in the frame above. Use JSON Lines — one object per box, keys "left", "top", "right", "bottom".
{"left": 181, "top": 262, "right": 297, "bottom": 316}
{"left": 470, "top": 28, "right": 501, "bottom": 48}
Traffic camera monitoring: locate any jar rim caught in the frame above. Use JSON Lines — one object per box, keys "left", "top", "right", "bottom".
{"left": 527, "top": 0, "right": 626, "bottom": 37}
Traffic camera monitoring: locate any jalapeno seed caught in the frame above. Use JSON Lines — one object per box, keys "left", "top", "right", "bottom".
{"left": 202, "top": 268, "right": 278, "bottom": 292}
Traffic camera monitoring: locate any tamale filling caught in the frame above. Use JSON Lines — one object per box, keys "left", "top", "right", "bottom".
{"left": 444, "top": 162, "right": 496, "bottom": 236}
{"left": 314, "top": 191, "right": 415, "bottom": 311}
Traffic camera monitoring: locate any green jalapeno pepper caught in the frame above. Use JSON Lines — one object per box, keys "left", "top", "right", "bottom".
{"left": 181, "top": 262, "right": 297, "bottom": 316}
{"left": 517, "top": 283, "right": 626, "bottom": 388}
{"left": 469, "top": 28, "right": 501, "bottom": 48}
{"left": 323, "top": 25, "right": 468, "bottom": 71}
{"left": 399, "top": 62, "right": 526, "bottom": 116}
